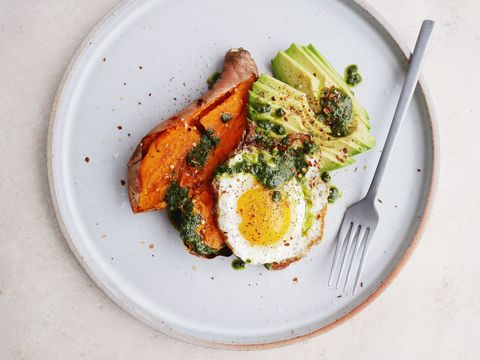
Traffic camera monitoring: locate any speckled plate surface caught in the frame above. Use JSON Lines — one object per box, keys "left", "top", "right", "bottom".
{"left": 48, "top": 0, "right": 437, "bottom": 349}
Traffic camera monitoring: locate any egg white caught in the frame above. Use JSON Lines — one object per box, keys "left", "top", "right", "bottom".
{"left": 214, "top": 152, "right": 329, "bottom": 265}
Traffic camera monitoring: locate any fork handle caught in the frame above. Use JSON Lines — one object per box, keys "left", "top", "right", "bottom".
{"left": 365, "top": 20, "right": 435, "bottom": 202}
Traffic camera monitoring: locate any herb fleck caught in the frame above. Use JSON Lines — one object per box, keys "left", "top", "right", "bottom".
{"left": 327, "top": 186, "right": 340, "bottom": 204}
{"left": 220, "top": 112, "right": 233, "bottom": 123}
{"left": 275, "top": 107, "right": 286, "bottom": 117}
{"left": 232, "top": 258, "right": 247, "bottom": 270}
{"left": 255, "top": 103, "right": 271, "bottom": 113}
{"left": 321, "top": 172, "right": 331, "bottom": 183}
{"left": 272, "top": 190, "right": 282, "bottom": 202}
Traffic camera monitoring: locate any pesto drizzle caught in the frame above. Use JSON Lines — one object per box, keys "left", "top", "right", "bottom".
{"left": 164, "top": 182, "right": 219, "bottom": 256}
{"left": 216, "top": 142, "right": 314, "bottom": 189}
{"left": 186, "top": 129, "right": 219, "bottom": 168}
{"left": 345, "top": 64, "right": 363, "bottom": 87}
{"left": 317, "top": 86, "right": 353, "bottom": 138}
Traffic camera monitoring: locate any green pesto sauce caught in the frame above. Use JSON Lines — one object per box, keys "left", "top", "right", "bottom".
{"left": 275, "top": 107, "right": 286, "bottom": 117}
{"left": 231, "top": 258, "right": 251, "bottom": 270}
{"left": 272, "top": 190, "right": 282, "bottom": 202}
{"left": 220, "top": 112, "right": 233, "bottom": 123}
{"left": 256, "top": 119, "right": 286, "bottom": 136}
{"left": 327, "top": 186, "right": 341, "bottom": 204}
{"left": 321, "top": 171, "right": 331, "bottom": 183}
{"left": 254, "top": 102, "right": 271, "bottom": 113}
{"left": 216, "top": 144, "right": 312, "bottom": 189}
{"left": 165, "top": 182, "right": 218, "bottom": 257}
{"left": 317, "top": 86, "right": 353, "bottom": 138}
{"left": 345, "top": 64, "right": 363, "bottom": 87}
{"left": 186, "top": 129, "right": 219, "bottom": 168}
{"left": 207, "top": 71, "right": 221, "bottom": 89}
{"left": 164, "top": 181, "right": 188, "bottom": 210}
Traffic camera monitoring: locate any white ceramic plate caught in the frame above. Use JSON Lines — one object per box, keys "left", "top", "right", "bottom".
{"left": 48, "top": 0, "right": 437, "bottom": 349}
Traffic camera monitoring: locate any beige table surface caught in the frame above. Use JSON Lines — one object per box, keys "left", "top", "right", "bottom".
{"left": 1, "top": 0, "right": 479, "bottom": 358}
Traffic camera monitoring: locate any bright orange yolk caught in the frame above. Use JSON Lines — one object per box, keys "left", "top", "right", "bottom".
{"left": 237, "top": 187, "right": 291, "bottom": 246}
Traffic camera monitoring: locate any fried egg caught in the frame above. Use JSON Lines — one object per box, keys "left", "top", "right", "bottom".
{"left": 214, "top": 149, "right": 329, "bottom": 265}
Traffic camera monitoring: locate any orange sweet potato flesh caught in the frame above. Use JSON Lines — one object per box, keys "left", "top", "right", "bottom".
{"left": 189, "top": 184, "right": 226, "bottom": 254}
{"left": 128, "top": 48, "right": 258, "bottom": 255}
{"left": 179, "top": 81, "right": 251, "bottom": 188}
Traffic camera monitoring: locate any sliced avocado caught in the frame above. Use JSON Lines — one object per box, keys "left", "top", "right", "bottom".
{"left": 257, "top": 74, "right": 316, "bottom": 120}
{"left": 248, "top": 75, "right": 363, "bottom": 171}
{"left": 277, "top": 43, "right": 370, "bottom": 130}
{"left": 252, "top": 77, "right": 374, "bottom": 158}
{"left": 318, "top": 145, "right": 355, "bottom": 172}
{"left": 271, "top": 51, "right": 321, "bottom": 112}
{"left": 272, "top": 44, "right": 375, "bottom": 151}
{"left": 284, "top": 43, "right": 334, "bottom": 89}
{"left": 317, "top": 117, "right": 375, "bottom": 156}
{"left": 248, "top": 91, "right": 308, "bottom": 135}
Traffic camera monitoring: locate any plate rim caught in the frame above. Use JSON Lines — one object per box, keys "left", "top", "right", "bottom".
{"left": 47, "top": 0, "right": 439, "bottom": 350}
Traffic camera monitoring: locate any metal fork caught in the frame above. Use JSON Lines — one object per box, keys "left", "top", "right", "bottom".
{"left": 328, "top": 20, "right": 435, "bottom": 295}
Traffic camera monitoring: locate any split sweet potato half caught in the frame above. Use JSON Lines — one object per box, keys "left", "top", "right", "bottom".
{"left": 128, "top": 48, "right": 258, "bottom": 256}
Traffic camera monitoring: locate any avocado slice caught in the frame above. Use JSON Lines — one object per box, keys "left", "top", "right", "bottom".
{"left": 271, "top": 51, "right": 322, "bottom": 113}
{"left": 274, "top": 43, "right": 370, "bottom": 130}
{"left": 248, "top": 90, "right": 308, "bottom": 135}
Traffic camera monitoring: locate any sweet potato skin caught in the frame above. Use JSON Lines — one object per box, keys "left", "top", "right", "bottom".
{"left": 128, "top": 48, "right": 258, "bottom": 213}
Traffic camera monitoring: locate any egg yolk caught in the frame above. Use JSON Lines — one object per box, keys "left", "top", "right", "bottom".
{"left": 237, "top": 187, "right": 291, "bottom": 246}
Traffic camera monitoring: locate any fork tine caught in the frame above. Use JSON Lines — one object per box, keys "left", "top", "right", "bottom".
{"left": 328, "top": 220, "right": 353, "bottom": 287}
{"left": 335, "top": 224, "right": 360, "bottom": 290}
{"left": 343, "top": 226, "right": 368, "bottom": 292}
{"left": 352, "top": 227, "right": 372, "bottom": 295}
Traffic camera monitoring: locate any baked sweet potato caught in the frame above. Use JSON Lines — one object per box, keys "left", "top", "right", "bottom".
{"left": 128, "top": 48, "right": 258, "bottom": 256}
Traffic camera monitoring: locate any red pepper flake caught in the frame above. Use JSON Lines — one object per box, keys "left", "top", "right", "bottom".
{"left": 84, "top": 156, "right": 90, "bottom": 163}
{"left": 149, "top": 243, "right": 154, "bottom": 249}
{"left": 120, "top": 179, "right": 126, "bottom": 186}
